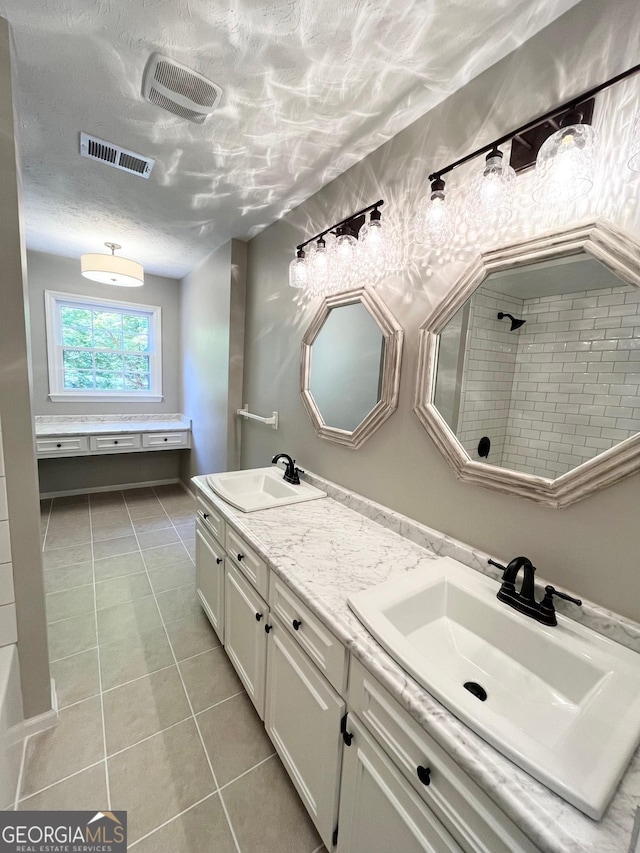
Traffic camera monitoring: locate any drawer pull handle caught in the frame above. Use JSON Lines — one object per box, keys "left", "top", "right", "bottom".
{"left": 164, "top": 437, "right": 168, "bottom": 441}
{"left": 340, "top": 713, "right": 353, "bottom": 746}
{"left": 114, "top": 440, "right": 119, "bottom": 445}
{"left": 265, "top": 623, "right": 273, "bottom": 634}
{"left": 203, "top": 513, "right": 209, "bottom": 519}
{"left": 237, "top": 553, "right": 244, "bottom": 561}
{"left": 417, "top": 765, "right": 431, "bottom": 786}
{"left": 216, "top": 557, "right": 223, "bottom": 565}
{"left": 255, "top": 612, "right": 264, "bottom": 621}
{"left": 292, "top": 619, "right": 302, "bottom": 631}
{"left": 56, "top": 443, "right": 62, "bottom": 448}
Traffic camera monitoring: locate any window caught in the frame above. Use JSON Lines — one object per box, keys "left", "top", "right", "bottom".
{"left": 45, "top": 291, "right": 163, "bottom": 402}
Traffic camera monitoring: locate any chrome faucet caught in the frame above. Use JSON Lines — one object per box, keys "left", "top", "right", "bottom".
{"left": 488, "top": 556, "right": 582, "bottom": 626}
{"left": 271, "top": 453, "right": 302, "bottom": 485}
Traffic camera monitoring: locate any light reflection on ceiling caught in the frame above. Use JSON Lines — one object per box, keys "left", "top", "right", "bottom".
{"left": 0, "top": 0, "right": 582, "bottom": 277}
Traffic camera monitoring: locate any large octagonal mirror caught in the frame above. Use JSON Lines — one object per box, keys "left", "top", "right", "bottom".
{"left": 301, "top": 287, "right": 403, "bottom": 448}
{"left": 415, "top": 221, "right": 640, "bottom": 507}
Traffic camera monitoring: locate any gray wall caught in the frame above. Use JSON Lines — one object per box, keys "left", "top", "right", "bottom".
{"left": 27, "top": 250, "right": 183, "bottom": 493}
{"left": 0, "top": 18, "right": 51, "bottom": 718}
{"left": 27, "top": 250, "right": 182, "bottom": 414}
{"left": 241, "top": 0, "right": 640, "bottom": 623}
{"left": 179, "top": 239, "right": 246, "bottom": 483}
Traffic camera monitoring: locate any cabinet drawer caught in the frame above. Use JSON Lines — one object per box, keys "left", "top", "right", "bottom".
{"left": 225, "top": 526, "right": 268, "bottom": 599}
{"left": 36, "top": 436, "right": 87, "bottom": 455}
{"left": 348, "top": 658, "right": 538, "bottom": 853}
{"left": 89, "top": 433, "right": 141, "bottom": 452}
{"left": 196, "top": 497, "right": 225, "bottom": 545}
{"left": 142, "top": 431, "right": 189, "bottom": 448}
{"left": 269, "top": 573, "right": 348, "bottom": 695}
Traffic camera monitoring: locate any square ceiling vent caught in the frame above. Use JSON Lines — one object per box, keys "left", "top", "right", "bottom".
{"left": 79, "top": 133, "right": 154, "bottom": 179}
{"left": 142, "top": 54, "right": 222, "bottom": 124}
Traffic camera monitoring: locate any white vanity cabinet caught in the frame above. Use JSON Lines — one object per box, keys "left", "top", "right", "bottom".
{"left": 345, "top": 658, "right": 539, "bottom": 853}
{"left": 195, "top": 499, "right": 226, "bottom": 643}
{"left": 265, "top": 616, "right": 345, "bottom": 851}
{"left": 224, "top": 560, "right": 269, "bottom": 718}
{"left": 337, "top": 712, "right": 461, "bottom": 853}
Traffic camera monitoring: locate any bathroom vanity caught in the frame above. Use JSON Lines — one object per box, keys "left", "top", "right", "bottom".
{"left": 192, "top": 470, "right": 640, "bottom": 852}
{"left": 34, "top": 413, "right": 191, "bottom": 458}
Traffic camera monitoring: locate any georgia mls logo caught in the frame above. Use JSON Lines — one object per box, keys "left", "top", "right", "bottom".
{"left": 0, "top": 810, "right": 127, "bottom": 852}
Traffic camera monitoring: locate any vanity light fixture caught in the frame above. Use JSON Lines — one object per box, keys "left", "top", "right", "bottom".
{"left": 533, "top": 109, "right": 596, "bottom": 204}
{"left": 418, "top": 62, "right": 640, "bottom": 246}
{"left": 80, "top": 242, "right": 144, "bottom": 287}
{"left": 465, "top": 147, "right": 516, "bottom": 227}
{"left": 289, "top": 200, "right": 385, "bottom": 297}
{"left": 415, "top": 178, "right": 454, "bottom": 247}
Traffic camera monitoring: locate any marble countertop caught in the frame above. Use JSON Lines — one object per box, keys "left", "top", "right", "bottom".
{"left": 193, "top": 471, "right": 640, "bottom": 853}
{"left": 35, "top": 414, "right": 191, "bottom": 437}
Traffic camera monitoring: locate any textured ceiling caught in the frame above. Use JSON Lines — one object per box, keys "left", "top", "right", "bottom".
{"left": 0, "top": 0, "right": 581, "bottom": 278}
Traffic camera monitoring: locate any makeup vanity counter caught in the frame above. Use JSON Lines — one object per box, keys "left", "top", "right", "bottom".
{"left": 192, "top": 471, "right": 640, "bottom": 853}
{"left": 34, "top": 414, "right": 191, "bottom": 458}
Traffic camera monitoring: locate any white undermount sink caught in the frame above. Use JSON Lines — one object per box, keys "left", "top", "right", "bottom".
{"left": 206, "top": 466, "right": 326, "bottom": 512}
{"left": 348, "top": 556, "right": 640, "bottom": 818}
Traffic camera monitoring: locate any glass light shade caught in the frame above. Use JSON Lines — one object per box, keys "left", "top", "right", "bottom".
{"left": 533, "top": 123, "right": 596, "bottom": 204}
{"left": 465, "top": 151, "right": 516, "bottom": 228}
{"left": 359, "top": 219, "right": 389, "bottom": 278}
{"left": 628, "top": 106, "right": 640, "bottom": 172}
{"left": 415, "top": 192, "right": 454, "bottom": 247}
{"left": 288, "top": 254, "right": 308, "bottom": 289}
{"left": 330, "top": 233, "right": 358, "bottom": 292}
{"left": 80, "top": 253, "right": 144, "bottom": 287}
{"left": 308, "top": 242, "right": 331, "bottom": 297}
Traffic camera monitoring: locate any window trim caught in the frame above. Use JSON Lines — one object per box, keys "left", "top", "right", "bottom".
{"left": 44, "top": 290, "right": 163, "bottom": 402}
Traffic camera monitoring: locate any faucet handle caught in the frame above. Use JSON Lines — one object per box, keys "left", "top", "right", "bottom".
{"left": 539, "top": 585, "right": 582, "bottom": 625}
{"left": 487, "top": 558, "right": 506, "bottom": 573}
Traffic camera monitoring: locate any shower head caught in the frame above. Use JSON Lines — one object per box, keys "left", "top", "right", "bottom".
{"left": 497, "top": 312, "right": 526, "bottom": 331}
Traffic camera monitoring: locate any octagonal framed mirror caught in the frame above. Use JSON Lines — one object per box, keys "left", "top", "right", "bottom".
{"left": 414, "top": 220, "right": 640, "bottom": 507}
{"left": 301, "top": 287, "right": 403, "bottom": 448}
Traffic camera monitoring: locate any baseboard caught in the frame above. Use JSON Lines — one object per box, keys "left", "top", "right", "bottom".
{"left": 179, "top": 479, "right": 196, "bottom": 499}
{"left": 22, "top": 707, "right": 58, "bottom": 739}
{"left": 40, "top": 478, "right": 181, "bottom": 499}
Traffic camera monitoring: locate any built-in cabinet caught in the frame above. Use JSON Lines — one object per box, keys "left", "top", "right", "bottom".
{"left": 265, "top": 618, "right": 345, "bottom": 851}
{"left": 224, "top": 560, "right": 269, "bottom": 718}
{"left": 194, "top": 485, "right": 540, "bottom": 852}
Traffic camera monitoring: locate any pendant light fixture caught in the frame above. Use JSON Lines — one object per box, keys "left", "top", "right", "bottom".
{"left": 532, "top": 109, "right": 596, "bottom": 204}
{"left": 415, "top": 178, "right": 454, "bottom": 247}
{"left": 81, "top": 243, "right": 144, "bottom": 287}
{"left": 465, "top": 147, "right": 516, "bottom": 228}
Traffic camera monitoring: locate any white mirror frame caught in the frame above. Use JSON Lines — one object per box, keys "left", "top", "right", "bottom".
{"left": 301, "top": 286, "right": 403, "bottom": 449}
{"left": 414, "top": 220, "right": 640, "bottom": 507}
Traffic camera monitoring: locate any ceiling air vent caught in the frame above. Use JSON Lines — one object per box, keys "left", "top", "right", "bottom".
{"left": 79, "top": 133, "right": 154, "bottom": 179}
{"left": 142, "top": 54, "right": 222, "bottom": 124}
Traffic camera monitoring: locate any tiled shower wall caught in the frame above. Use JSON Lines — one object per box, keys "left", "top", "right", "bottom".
{"left": 0, "top": 415, "right": 17, "bottom": 647}
{"left": 455, "top": 285, "right": 640, "bottom": 478}
{"left": 502, "top": 285, "right": 640, "bottom": 477}
{"left": 456, "top": 289, "right": 523, "bottom": 462}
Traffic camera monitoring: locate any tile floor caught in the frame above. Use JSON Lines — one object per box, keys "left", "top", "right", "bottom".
{"left": 11, "top": 484, "right": 323, "bottom": 852}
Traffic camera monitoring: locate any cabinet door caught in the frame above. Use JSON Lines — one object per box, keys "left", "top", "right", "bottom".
{"left": 337, "top": 714, "right": 462, "bottom": 853}
{"left": 195, "top": 520, "right": 225, "bottom": 643}
{"left": 265, "top": 618, "right": 345, "bottom": 851}
{"left": 224, "top": 561, "right": 268, "bottom": 718}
